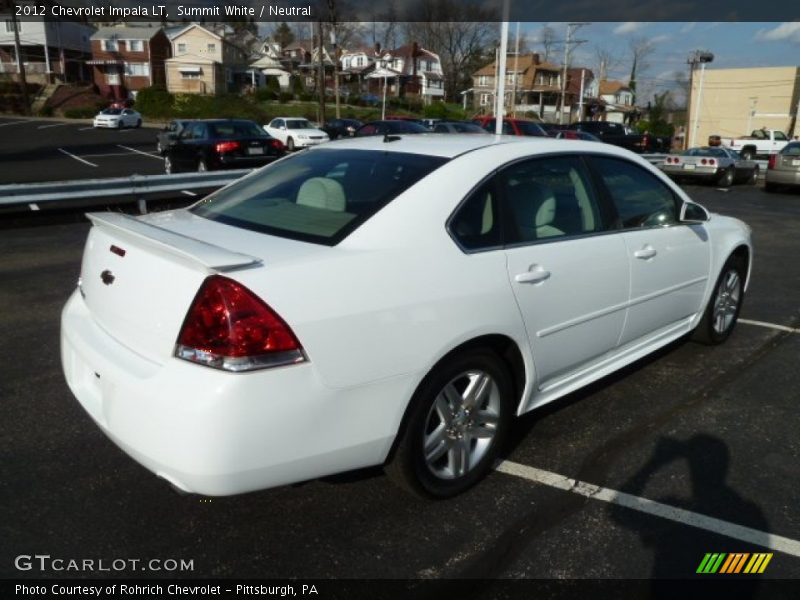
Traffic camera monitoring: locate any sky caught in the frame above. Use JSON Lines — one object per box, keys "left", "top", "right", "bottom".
{"left": 523, "top": 22, "right": 800, "bottom": 104}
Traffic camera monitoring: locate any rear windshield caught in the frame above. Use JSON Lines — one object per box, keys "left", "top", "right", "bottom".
{"left": 780, "top": 143, "right": 800, "bottom": 156}
{"left": 209, "top": 121, "right": 266, "bottom": 138}
{"left": 191, "top": 149, "right": 449, "bottom": 245}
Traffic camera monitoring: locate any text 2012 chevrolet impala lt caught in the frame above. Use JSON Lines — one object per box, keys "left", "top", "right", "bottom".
{"left": 61, "top": 135, "right": 752, "bottom": 498}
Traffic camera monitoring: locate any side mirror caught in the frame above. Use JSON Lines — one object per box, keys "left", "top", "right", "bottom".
{"left": 680, "top": 202, "right": 710, "bottom": 223}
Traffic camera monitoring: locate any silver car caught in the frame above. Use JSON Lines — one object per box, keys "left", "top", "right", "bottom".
{"left": 660, "top": 146, "right": 759, "bottom": 187}
{"left": 765, "top": 142, "right": 800, "bottom": 192}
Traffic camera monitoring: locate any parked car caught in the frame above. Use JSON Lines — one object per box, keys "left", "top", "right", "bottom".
{"left": 722, "top": 129, "right": 791, "bottom": 160}
{"left": 765, "top": 141, "right": 800, "bottom": 192}
{"left": 566, "top": 121, "right": 671, "bottom": 153}
{"left": 472, "top": 116, "right": 548, "bottom": 137}
{"left": 552, "top": 130, "right": 601, "bottom": 142}
{"left": 263, "top": 118, "right": 330, "bottom": 151}
{"left": 156, "top": 119, "right": 193, "bottom": 155}
{"left": 93, "top": 108, "right": 142, "bottom": 129}
{"left": 163, "top": 119, "right": 284, "bottom": 174}
{"left": 432, "top": 121, "right": 490, "bottom": 134}
{"left": 62, "top": 135, "right": 751, "bottom": 499}
{"left": 321, "top": 118, "right": 363, "bottom": 140}
{"left": 354, "top": 120, "right": 430, "bottom": 136}
{"left": 420, "top": 118, "right": 443, "bottom": 130}
{"left": 660, "top": 147, "right": 760, "bottom": 187}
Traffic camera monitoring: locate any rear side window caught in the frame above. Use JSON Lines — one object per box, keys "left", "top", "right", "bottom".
{"left": 589, "top": 156, "right": 678, "bottom": 228}
{"left": 449, "top": 180, "right": 500, "bottom": 251}
{"left": 192, "top": 150, "right": 448, "bottom": 245}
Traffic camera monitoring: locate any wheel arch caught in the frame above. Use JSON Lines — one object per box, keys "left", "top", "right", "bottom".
{"left": 384, "top": 333, "right": 529, "bottom": 465}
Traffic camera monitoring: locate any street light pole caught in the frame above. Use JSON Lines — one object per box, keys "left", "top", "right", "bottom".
{"left": 687, "top": 50, "right": 714, "bottom": 149}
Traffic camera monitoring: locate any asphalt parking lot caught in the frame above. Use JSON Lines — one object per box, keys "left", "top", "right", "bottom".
{"left": 1, "top": 180, "right": 799, "bottom": 587}
{"left": 0, "top": 116, "right": 165, "bottom": 184}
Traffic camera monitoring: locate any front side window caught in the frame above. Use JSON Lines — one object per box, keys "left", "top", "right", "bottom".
{"left": 500, "top": 155, "right": 607, "bottom": 244}
{"left": 773, "top": 131, "right": 788, "bottom": 141}
{"left": 590, "top": 156, "right": 678, "bottom": 229}
{"left": 192, "top": 150, "right": 449, "bottom": 245}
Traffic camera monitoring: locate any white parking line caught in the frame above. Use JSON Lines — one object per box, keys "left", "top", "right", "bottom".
{"left": 58, "top": 148, "right": 98, "bottom": 167}
{"left": 181, "top": 190, "right": 198, "bottom": 196}
{"left": 37, "top": 123, "right": 68, "bottom": 129}
{"left": 117, "top": 144, "right": 163, "bottom": 160}
{"left": 0, "top": 120, "right": 29, "bottom": 127}
{"left": 495, "top": 460, "right": 800, "bottom": 557}
{"left": 78, "top": 127, "right": 95, "bottom": 131}
{"left": 739, "top": 319, "right": 799, "bottom": 334}
{"left": 29, "top": 203, "right": 40, "bottom": 211}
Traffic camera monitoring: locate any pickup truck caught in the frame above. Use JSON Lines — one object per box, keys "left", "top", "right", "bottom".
{"left": 566, "top": 121, "right": 671, "bottom": 154}
{"left": 721, "top": 129, "right": 791, "bottom": 160}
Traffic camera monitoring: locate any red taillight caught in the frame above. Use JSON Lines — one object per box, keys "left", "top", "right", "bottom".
{"left": 708, "top": 158, "right": 716, "bottom": 166}
{"left": 215, "top": 141, "right": 241, "bottom": 154}
{"left": 768, "top": 154, "right": 777, "bottom": 169}
{"left": 175, "top": 275, "right": 305, "bottom": 371}
{"left": 700, "top": 158, "right": 707, "bottom": 165}
{"left": 270, "top": 139, "right": 284, "bottom": 150}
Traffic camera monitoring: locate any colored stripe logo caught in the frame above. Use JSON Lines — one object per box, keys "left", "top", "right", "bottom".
{"left": 697, "top": 552, "right": 773, "bottom": 574}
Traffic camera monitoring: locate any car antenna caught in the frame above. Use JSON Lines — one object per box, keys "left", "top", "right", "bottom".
{"left": 383, "top": 134, "right": 402, "bottom": 143}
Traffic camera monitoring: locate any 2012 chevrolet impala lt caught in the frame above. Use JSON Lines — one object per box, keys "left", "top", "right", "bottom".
{"left": 61, "top": 135, "right": 752, "bottom": 498}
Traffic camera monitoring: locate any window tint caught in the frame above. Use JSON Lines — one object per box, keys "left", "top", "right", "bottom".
{"left": 192, "top": 150, "right": 448, "bottom": 245}
{"left": 591, "top": 156, "right": 678, "bottom": 229}
{"left": 780, "top": 143, "right": 800, "bottom": 156}
{"left": 516, "top": 121, "right": 545, "bottom": 137}
{"left": 449, "top": 180, "right": 500, "bottom": 250}
{"left": 500, "top": 155, "right": 606, "bottom": 244}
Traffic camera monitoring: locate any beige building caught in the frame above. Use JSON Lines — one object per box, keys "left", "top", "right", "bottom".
{"left": 688, "top": 65, "right": 800, "bottom": 146}
{"left": 165, "top": 24, "right": 249, "bottom": 95}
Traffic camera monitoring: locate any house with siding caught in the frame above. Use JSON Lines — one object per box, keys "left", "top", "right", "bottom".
{"left": 165, "top": 23, "right": 249, "bottom": 95}
{"left": 88, "top": 26, "right": 170, "bottom": 100}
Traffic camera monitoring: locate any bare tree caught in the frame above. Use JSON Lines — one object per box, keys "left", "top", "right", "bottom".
{"left": 403, "top": 0, "right": 498, "bottom": 101}
{"left": 538, "top": 25, "right": 557, "bottom": 62}
{"left": 628, "top": 37, "right": 655, "bottom": 104}
{"left": 593, "top": 45, "right": 622, "bottom": 83}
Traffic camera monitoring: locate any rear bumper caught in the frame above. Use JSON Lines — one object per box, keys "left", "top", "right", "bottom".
{"left": 765, "top": 169, "right": 800, "bottom": 186}
{"left": 60, "top": 290, "right": 414, "bottom": 496}
{"left": 662, "top": 166, "right": 723, "bottom": 180}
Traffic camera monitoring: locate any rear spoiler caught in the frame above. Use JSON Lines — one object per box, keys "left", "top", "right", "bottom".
{"left": 86, "top": 212, "right": 262, "bottom": 273}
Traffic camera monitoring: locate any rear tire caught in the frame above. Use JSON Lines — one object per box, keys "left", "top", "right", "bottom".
{"left": 197, "top": 159, "right": 208, "bottom": 172}
{"left": 749, "top": 166, "right": 759, "bottom": 185}
{"left": 165, "top": 156, "right": 176, "bottom": 174}
{"left": 718, "top": 167, "right": 735, "bottom": 188}
{"left": 740, "top": 149, "right": 755, "bottom": 161}
{"left": 385, "top": 349, "right": 514, "bottom": 499}
{"left": 692, "top": 255, "right": 746, "bottom": 345}
{"left": 136, "top": 119, "right": 142, "bottom": 128}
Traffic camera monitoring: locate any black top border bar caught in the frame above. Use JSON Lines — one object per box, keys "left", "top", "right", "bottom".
{"left": 4, "top": 0, "right": 799, "bottom": 23}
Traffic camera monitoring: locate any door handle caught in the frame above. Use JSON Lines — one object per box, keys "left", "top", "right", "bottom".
{"left": 515, "top": 266, "right": 551, "bottom": 284}
{"left": 634, "top": 245, "right": 657, "bottom": 260}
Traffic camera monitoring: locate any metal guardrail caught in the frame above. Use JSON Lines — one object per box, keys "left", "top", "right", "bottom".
{"left": 0, "top": 170, "right": 251, "bottom": 213}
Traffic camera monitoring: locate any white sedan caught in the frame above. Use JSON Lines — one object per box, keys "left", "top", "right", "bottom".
{"left": 263, "top": 117, "right": 329, "bottom": 151}
{"left": 93, "top": 108, "right": 142, "bottom": 129}
{"left": 61, "top": 135, "right": 752, "bottom": 498}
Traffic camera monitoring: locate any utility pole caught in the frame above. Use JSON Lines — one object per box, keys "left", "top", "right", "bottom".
{"left": 10, "top": 0, "right": 30, "bottom": 115}
{"left": 327, "top": 0, "right": 340, "bottom": 119}
{"left": 578, "top": 68, "right": 586, "bottom": 121}
{"left": 494, "top": 0, "right": 510, "bottom": 133}
{"left": 558, "top": 22, "right": 589, "bottom": 125}
{"left": 512, "top": 22, "right": 520, "bottom": 118}
{"left": 317, "top": 21, "right": 325, "bottom": 124}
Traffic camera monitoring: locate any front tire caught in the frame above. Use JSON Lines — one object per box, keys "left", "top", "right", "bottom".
{"left": 692, "top": 256, "right": 746, "bottom": 345}
{"left": 749, "top": 165, "right": 759, "bottom": 185}
{"left": 286, "top": 137, "right": 295, "bottom": 151}
{"left": 136, "top": 119, "right": 142, "bottom": 128}
{"left": 385, "top": 349, "right": 514, "bottom": 499}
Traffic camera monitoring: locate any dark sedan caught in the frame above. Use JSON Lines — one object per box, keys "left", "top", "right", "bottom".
{"left": 354, "top": 120, "right": 430, "bottom": 137}
{"left": 322, "top": 118, "right": 364, "bottom": 140}
{"left": 164, "top": 120, "right": 284, "bottom": 174}
{"left": 157, "top": 119, "right": 193, "bottom": 155}
{"left": 432, "top": 121, "right": 489, "bottom": 134}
